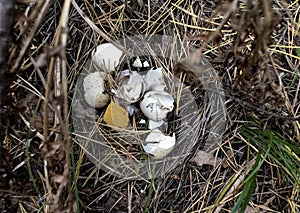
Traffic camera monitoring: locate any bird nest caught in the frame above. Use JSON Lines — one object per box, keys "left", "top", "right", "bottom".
{"left": 71, "top": 35, "right": 226, "bottom": 179}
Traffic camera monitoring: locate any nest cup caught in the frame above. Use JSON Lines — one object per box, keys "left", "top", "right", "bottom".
{"left": 71, "top": 35, "right": 226, "bottom": 179}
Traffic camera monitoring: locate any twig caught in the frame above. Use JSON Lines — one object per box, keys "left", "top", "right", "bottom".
{"left": 0, "top": 0, "right": 14, "bottom": 145}
{"left": 43, "top": 0, "right": 73, "bottom": 211}
{"left": 199, "top": 0, "right": 239, "bottom": 52}
{"left": 10, "top": 0, "right": 52, "bottom": 72}
{"left": 71, "top": 0, "right": 133, "bottom": 57}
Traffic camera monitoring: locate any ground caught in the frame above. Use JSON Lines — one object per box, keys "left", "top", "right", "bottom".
{"left": 0, "top": 0, "right": 299, "bottom": 212}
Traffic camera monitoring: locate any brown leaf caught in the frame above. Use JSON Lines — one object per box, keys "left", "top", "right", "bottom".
{"left": 193, "top": 150, "right": 222, "bottom": 166}
{"left": 103, "top": 101, "right": 129, "bottom": 128}
{"left": 170, "top": 174, "right": 180, "bottom": 180}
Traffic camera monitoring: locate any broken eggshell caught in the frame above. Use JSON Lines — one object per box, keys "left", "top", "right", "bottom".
{"left": 148, "top": 120, "right": 164, "bottom": 129}
{"left": 140, "top": 91, "right": 174, "bottom": 122}
{"left": 83, "top": 72, "right": 109, "bottom": 108}
{"left": 132, "top": 56, "right": 150, "bottom": 68}
{"left": 132, "top": 56, "right": 143, "bottom": 68}
{"left": 91, "top": 43, "right": 123, "bottom": 72}
{"left": 143, "top": 129, "right": 176, "bottom": 159}
{"left": 113, "top": 71, "right": 145, "bottom": 104}
{"left": 144, "top": 67, "right": 166, "bottom": 91}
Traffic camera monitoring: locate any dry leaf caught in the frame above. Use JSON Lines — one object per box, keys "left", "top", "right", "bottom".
{"left": 170, "top": 174, "right": 180, "bottom": 180}
{"left": 193, "top": 150, "right": 222, "bottom": 166}
{"left": 103, "top": 101, "right": 129, "bottom": 128}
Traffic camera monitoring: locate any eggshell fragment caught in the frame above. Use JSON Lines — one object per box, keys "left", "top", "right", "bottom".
{"left": 83, "top": 72, "right": 109, "bottom": 108}
{"left": 115, "top": 71, "right": 145, "bottom": 103}
{"left": 148, "top": 120, "right": 164, "bottom": 129}
{"left": 132, "top": 57, "right": 150, "bottom": 68}
{"left": 143, "top": 61, "right": 150, "bottom": 67}
{"left": 143, "top": 129, "right": 176, "bottom": 159}
{"left": 140, "top": 91, "right": 174, "bottom": 121}
{"left": 132, "top": 56, "right": 143, "bottom": 68}
{"left": 144, "top": 67, "right": 166, "bottom": 91}
{"left": 91, "top": 43, "right": 123, "bottom": 72}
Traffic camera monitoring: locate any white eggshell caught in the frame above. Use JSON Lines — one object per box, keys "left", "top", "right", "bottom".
{"left": 140, "top": 91, "right": 174, "bottom": 121}
{"left": 139, "top": 119, "right": 146, "bottom": 124}
{"left": 144, "top": 67, "right": 166, "bottom": 91}
{"left": 148, "top": 120, "right": 164, "bottom": 129}
{"left": 143, "top": 129, "right": 176, "bottom": 158}
{"left": 115, "top": 71, "right": 145, "bottom": 103}
{"left": 119, "top": 82, "right": 144, "bottom": 103}
{"left": 91, "top": 43, "right": 123, "bottom": 72}
{"left": 143, "top": 61, "right": 150, "bottom": 67}
{"left": 83, "top": 72, "right": 109, "bottom": 108}
{"left": 132, "top": 56, "right": 143, "bottom": 68}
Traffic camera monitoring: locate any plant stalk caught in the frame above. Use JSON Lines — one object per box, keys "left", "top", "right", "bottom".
{"left": 0, "top": 0, "right": 14, "bottom": 145}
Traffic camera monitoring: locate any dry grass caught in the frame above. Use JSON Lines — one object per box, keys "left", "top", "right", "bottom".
{"left": 0, "top": 0, "right": 299, "bottom": 212}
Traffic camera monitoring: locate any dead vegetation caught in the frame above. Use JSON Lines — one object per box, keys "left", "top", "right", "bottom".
{"left": 0, "top": 0, "right": 299, "bottom": 212}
